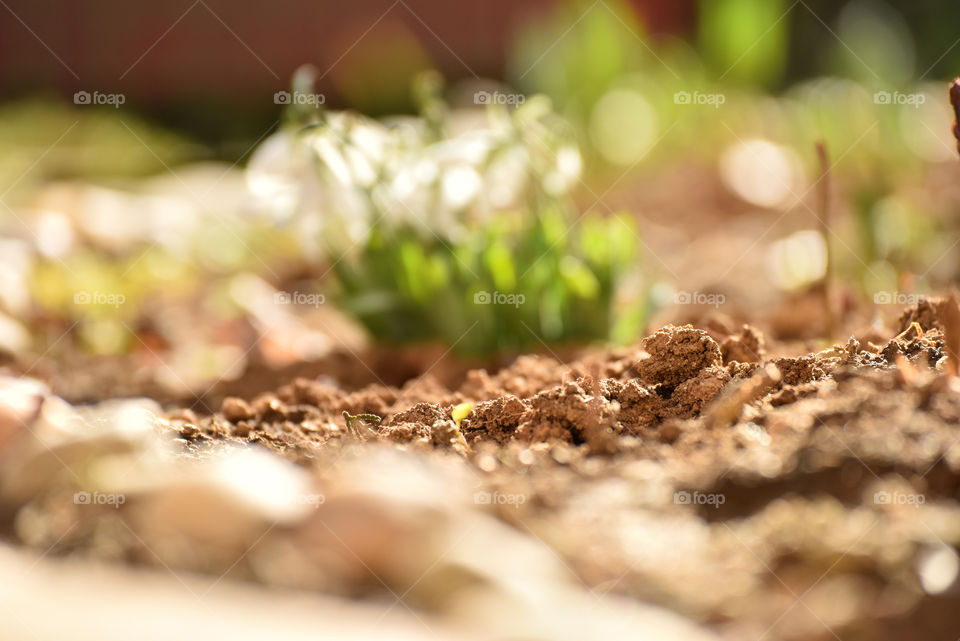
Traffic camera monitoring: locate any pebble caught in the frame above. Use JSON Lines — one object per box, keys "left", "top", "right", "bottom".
{"left": 221, "top": 396, "right": 254, "bottom": 422}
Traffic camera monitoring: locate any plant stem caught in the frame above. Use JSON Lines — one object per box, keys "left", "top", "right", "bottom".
{"left": 342, "top": 411, "right": 381, "bottom": 439}
{"left": 950, "top": 78, "right": 960, "bottom": 158}
{"left": 815, "top": 140, "right": 835, "bottom": 340}
{"left": 944, "top": 293, "right": 960, "bottom": 379}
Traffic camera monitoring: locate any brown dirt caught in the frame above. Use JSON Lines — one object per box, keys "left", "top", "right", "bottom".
{"left": 172, "top": 309, "right": 956, "bottom": 468}
{"left": 177, "top": 325, "right": 755, "bottom": 454}
{"left": 19, "top": 299, "right": 960, "bottom": 641}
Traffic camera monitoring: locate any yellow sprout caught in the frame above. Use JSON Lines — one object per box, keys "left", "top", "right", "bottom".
{"left": 451, "top": 402, "right": 475, "bottom": 427}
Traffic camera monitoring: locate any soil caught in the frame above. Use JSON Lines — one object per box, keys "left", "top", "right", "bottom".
{"left": 112, "top": 297, "right": 959, "bottom": 641}
{"left": 6, "top": 298, "right": 960, "bottom": 640}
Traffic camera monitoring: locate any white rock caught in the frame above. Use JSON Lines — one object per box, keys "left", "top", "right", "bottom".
{"left": 124, "top": 447, "right": 320, "bottom": 551}
{"left": 0, "top": 396, "right": 166, "bottom": 504}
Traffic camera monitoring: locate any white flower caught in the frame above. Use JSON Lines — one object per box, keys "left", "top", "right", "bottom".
{"left": 484, "top": 147, "right": 530, "bottom": 209}
{"left": 245, "top": 131, "right": 310, "bottom": 221}
{"left": 543, "top": 145, "right": 582, "bottom": 196}
{"left": 441, "top": 166, "right": 482, "bottom": 211}
{"left": 249, "top": 94, "right": 583, "bottom": 252}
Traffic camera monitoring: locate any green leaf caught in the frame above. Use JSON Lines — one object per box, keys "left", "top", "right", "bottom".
{"left": 559, "top": 256, "right": 600, "bottom": 299}
{"left": 483, "top": 241, "right": 517, "bottom": 292}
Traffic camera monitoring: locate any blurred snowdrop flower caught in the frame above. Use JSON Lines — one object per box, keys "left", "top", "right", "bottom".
{"left": 139, "top": 194, "right": 197, "bottom": 251}
{"left": 485, "top": 147, "right": 530, "bottom": 208}
{"left": 347, "top": 120, "right": 388, "bottom": 164}
{"left": 0, "top": 311, "right": 30, "bottom": 358}
{"left": 30, "top": 211, "right": 74, "bottom": 259}
{"left": 78, "top": 187, "right": 143, "bottom": 251}
{"left": 309, "top": 133, "right": 354, "bottom": 187}
{"left": 0, "top": 239, "right": 33, "bottom": 316}
{"left": 245, "top": 131, "right": 312, "bottom": 221}
{"left": 446, "top": 108, "right": 493, "bottom": 139}
{"left": 441, "top": 131, "right": 497, "bottom": 166}
{"left": 249, "top": 87, "right": 581, "bottom": 252}
{"left": 413, "top": 158, "right": 439, "bottom": 184}
{"left": 544, "top": 145, "right": 583, "bottom": 195}
{"left": 385, "top": 170, "right": 418, "bottom": 206}
{"left": 441, "top": 166, "right": 482, "bottom": 210}
{"left": 343, "top": 145, "right": 378, "bottom": 189}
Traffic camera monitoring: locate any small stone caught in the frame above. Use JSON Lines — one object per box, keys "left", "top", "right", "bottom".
{"left": 222, "top": 397, "right": 254, "bottom": 423}
{"left": 180, "top": 423, "right": 201, "bottom": 438}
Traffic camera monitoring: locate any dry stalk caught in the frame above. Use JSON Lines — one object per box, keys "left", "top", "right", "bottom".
{"left": 815, "top": 140, "right": 835, "bottom": 339}
{"left": 951, "top": 78, "right": 960, "bottom": 157}
{"left": 941, "top": 292, "right": 960, "bottom": 379}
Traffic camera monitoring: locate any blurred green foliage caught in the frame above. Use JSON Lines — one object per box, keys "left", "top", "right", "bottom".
{"left": 698, "top": 0, "right": 789, "bottom": 87}
{"left": 508, "top": 0, "right": 648, "bottom": 118}
{"left": 334, "top": 208, "right": 639, "bottom": 354}
{"left": 275, "top": 73, "right": 644, "bottom": 355}
{"left": 0, "top": 100, "right": 200, "bottom": 202}
{"left": 508, "top": 0, "right": 958, "bottom": 298}
{"left": 8, "top": 0, "right": 960, "bottom": 361}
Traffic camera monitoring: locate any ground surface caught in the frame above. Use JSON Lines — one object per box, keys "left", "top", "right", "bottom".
{"left": 3, "top": 298, "right": 960, "bottom": 640}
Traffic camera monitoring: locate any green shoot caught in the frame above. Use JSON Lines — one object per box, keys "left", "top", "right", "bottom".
{"left": 342, "top": 411, "right": 382, "bottom": 439}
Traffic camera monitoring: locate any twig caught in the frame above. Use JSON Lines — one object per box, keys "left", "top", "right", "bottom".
{"left": 815, "top": 140, "right": 835, "bottom": 339}
{"left": 942, "top": 292, "right": 960, "bottom": 379}
{"left": 950, "top": 78, "right": 960, "bottom": 158}
{"left": 585, "top": 363, "right": 616, "bottom": 455}
{"left": 948, "top": 81, "right": 960, "bottom": 376}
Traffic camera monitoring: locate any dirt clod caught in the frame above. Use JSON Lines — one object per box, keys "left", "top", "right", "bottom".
{"left": 668, "top": 365, "right": 731, "bottom": 418}
{"left": 628, "top": 325, "right": 723, "bottom": 387}
{"left": 221, "top": 396, "right": 254, "bottom": 422}
{"left": 720, "top": 324, "right": 765, "bottom": 363}
{"left": 461, "top": 395, "right": 526, "bottom": 445}
{"left": 770, "top": 355, "right": 828, "bottom": 386}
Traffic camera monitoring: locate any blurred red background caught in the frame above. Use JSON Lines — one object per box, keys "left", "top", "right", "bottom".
{"left": 0, "top": 0, "right": 693, "bottom": 107}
